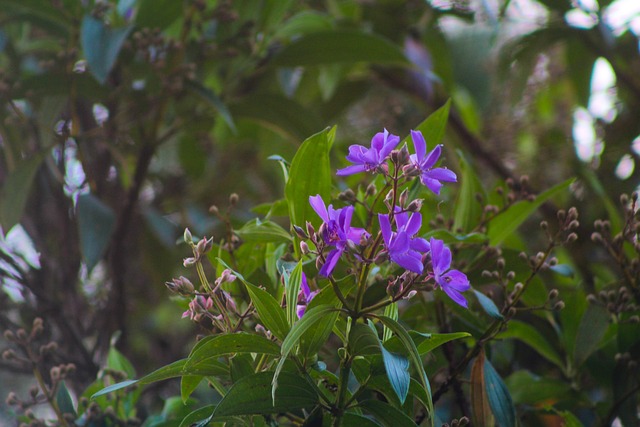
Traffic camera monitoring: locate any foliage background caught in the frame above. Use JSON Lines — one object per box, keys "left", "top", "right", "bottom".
{"left": 0, "top": 0, "right": 639, "bottom": 425}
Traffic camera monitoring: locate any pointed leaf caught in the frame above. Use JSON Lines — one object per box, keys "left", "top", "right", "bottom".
{"left": 484, "top": 356, "right": 517, "bottom": 427}
{"left": 77, "top": 193, "right": 116, "bottom": 272}
{"left": 488, "top": 178, "right": 574, "bottom": 246}
{"left": 185, "top": 333, "right": 280, "bottom": 371}
{"left": 216, "top": 371, "right": 318, "bottom": 416}
{"left": 181, "top": 375, "right": 202, "bottom": 403}
{"left": 283, "top": 261, "right": 303, "bottom": 326}
{"left": 80, "top": 16, "right": 132, "bottom": 84}
{"left": 91, "top": 380, "right": 137, "bottom": 398}
{"left": 272, "top": 30, "right": 408, "bottom": 66}
{"left": 359, "top": 399, "right": 416, "bottom": 427}
{"left": 235, "top": 219, "right": 292, "bottom": 244}
{"left": 473, "top": 289, "right": 504, "bottom": 320}
{"left": 285, "top": 126, "right": 335, "bottom": 229}
{"left": 470, "top": 351, "right": 493, "bottom": 427}
{"left": 55, "top": 380, "right": 77, "bottom": 418}
{"left": 415, "top": 332, "right": 471, "bottom": 355}
{"left": 380, "top": 345, "right": 410, "bottom": 405}
{"left": 349, "top": 322, "right": 381, "bottom": 356}
{"left": 573, "top": 303, "right": 610, "bottom": 367}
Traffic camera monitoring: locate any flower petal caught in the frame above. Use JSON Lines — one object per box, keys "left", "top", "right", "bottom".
{"left": 392, "top": 251, "right": 424, "bottom": 273}
{"left": 428, "top": 167, "right": 457, "bottom": 183}
{"left": 421, "top": 175, "right": 444, "bottom": 195}
{"left": 319, "top": 248, "right": 342, "bottom": 277}
{"left": 442, "top": 270, "right": 470, "bottom": 292}
{"left": 405, "top": 212, "right": 422, "bottom": 236}
{"left": 337, "top": 164, "right": 367, "bottom": 176}
{"left": 378, "top": 214, "right": 392, "bottom": 246}
{"left": 309, "top": 195, "right": 329, "bottom": 222}
{"left": 442, "top": 286, "right": 468, "bottom": 308}
{"left": 422, "top": 145, "right": 442, "bottom": 169}
{"left": 379, "top": 132, "right": 400, "bottom": 161}
{"left": 411, "top": 237, "right": 430, "bottom": 253}
{"left": 411, "top": 130, "right": 426, "bottom": 161}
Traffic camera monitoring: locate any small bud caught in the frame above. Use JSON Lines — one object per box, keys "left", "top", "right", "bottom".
{"left": 373, "top": 251, "right": 389, "bottom": 265}
{"left": 557, "top": 210, "right": 566, "bottom": 221}
{"left": 2, "top": 349, "right": 16, "bottom": 360}
{"left": 29, "top": 386, "right": 39, "bottom": 399}
{"left": 629, "top": 315, "right": 640, "bottom": 324}
{"left": 403, "top": 290, "right": 417, "bottom": 300}
{"left": 566, "top": 233, "right": 578, "bottom": 243}
{"left": 496, "top": 258, "right": 505, "bottom": 270}
{"left": 183, "top": 228, "right": 193, "bottom": 244}
{"left": 209, "top": 205, "right": 219, "bottom": 215}
{"left": 407, "top": 199, "right": 423, "bottom": 212}
{"left": 548, "top": 289, "right": 559, "bottom": 299}
{"left": 300, "top": 241, "right": 310, "bottom": 255}
{"left": 365, "top": 183, "right": 377, "bottom": 197}
{"left": 481, "top": 270, "right": 492, "bottom": 278}
{"left": 338, "top": 189, "right": 356, "bottom": 202}
{"left": 229, "top": 193, "right": 239, "bottom": 206}
{"left": 50, "top": 366, "right": 61, "bottom": 381}
{"left": 553, "top": 301, "right": 565, "bottom": 311}
{"left": 399, "top": 188, "right": 409, "bottom": 207}
{"left": 16, "top": 329, "right": 27, "bottom": 341}
{"left": 540, "top": 220, "right": 548, "bottom": 230}
{"left": 402, "top": 163, "right": 421, "bottom": 177}
{"left": 591, "top": 232, "right": 602, "bottom": 243}
{"left": 506, "top": 271, "right": 515, "bottom": 280}
{"left": 183, "top": 257, "right": 197, "bottom": 268}
{"left": 306, "top": 221, "right": 316, "bottom": 239}
{"left": 513, "top": 282, "right": 524, "bottom": 292}
{"left": 293, "top": 225, "right": 308, "bottom": 240}
{"left": 3, "top": 330, "right": 15, "bottom": 341}
{"left": 6, "top": 392, "right": 19, "bottom": 406}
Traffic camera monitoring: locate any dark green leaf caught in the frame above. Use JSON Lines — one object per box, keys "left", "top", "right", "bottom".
{"left": 488, "top": 178, "right": 574, "bottom": 246}
{"left": 473, "top": 289, "right": 504, "bottom": 320}
{"left": 0, "top": 153, "right": 45, "bottom": 231}
{"left": 136, "top": 0, "right": 182, "bottom": 30}
{"left": 185, "top": 333, "right": 280, "bottom": 371}
{"left": 402, "top": 99, "right": 451, "bottom": 148}
{"left": 484, "top": 356, "right": 517, "bottom": 427}
{"left": 380, "top": 346, "right": 410, "bottom": 405}
{"left": 215, "top": 371, "right": 318, "bottom": 416}
{"left": 235, "top": 219, "right": 292, "bottom": 245}
{"left": 342, "top": 412, "right": 382, "bottom": 427}
{"left": 272, "top": 30, "right": 408, "bottom": 66}
{"left": 358, "top": 400, "right": 416, "bottom": 427}
{"left": 423, "top": 229, "right": 488, "bottom": 245}
{"left": 91, "top": 380, "right": 137, "bottom": 398}
{"left": 453, "top": 151, "right": 485, "bottom": 232}
{"left": 181, "top": 375, "right": 202, "bottom": 404}
{"left": 185, "top": 80, "right": 236, "bottom": 132}
{"left": 77, "top": 193, "right": 116, "bottom": 273}
{"left": 498, "top": 320, "right": 564, "bottom": 369}
{"left": 80, "top": 16, "right": 132, "bottom": 84}
{"left": 573, "top": 303, "right": 610, "bottom": 367}
{"left": 349, "top": 322, "right": 381, "bottom": 356}
{"left": 415, "top": 332, "right": 471, "bottom": 355}
{"left": 55, "top": 381, "right": 77, "bottom": 418}
{"left": 285, "top": 126, "right": 335, "bottom": 230}
{"left": 505, "top": 371, "right": 573, "bottom": 405}
{"left": 140, "top": 358, "right": 227, "bottom": 384}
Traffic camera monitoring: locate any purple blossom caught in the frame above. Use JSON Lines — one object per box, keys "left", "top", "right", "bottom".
{"left": 182, "top": 295, "right": 213, "bottom": 320}
{"left": 378, "top": 210, "right": 430, "bottom": 273}
{"left": 337, "top": 129, "right": 400, "bottom": 176}
{"left": 296, "top": 273, "right": 318, "bottom": 318}
{"left": 310, "top": 195, "right": 369, "bottom": 276}
{"left": 410, "top": 130, "right": 457, "bottom": 194}
{"left": 429, "top": 237, "right": 470, "bottom": 307}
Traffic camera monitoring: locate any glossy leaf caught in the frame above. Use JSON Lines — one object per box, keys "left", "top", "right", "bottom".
{"left": 216, "top": 371, "right": 318, "bottom": 416}
{"left": 55, "top": 380, "right": 77, "bottom": 418}
{"left": 349, "top": 322, "right": 381, "bottom": 356}
{"left": 0, "top": 153, "right": 45, "bottom": 231}
{"left": 273, "top": 30, "right": 408, "bottom": 66}
{"left": 91, "top": 380, "right": 137, "bottom": 398}
{"left": 285, "top": 126, "right": 335, "bottom": 229}
{"left": 415, "top": 332, "right": 471, "bottom": 355}
{"left": 470, "top": 351, "right": 493, "bottom": 427}
{"left": 380, "top": 345, "right": 410, "bottom": 405}
{"left": 80, "top": 16, "right": 132, "bottom": 84}
{"left": 484, "top": 355, "right": 517, "bottom": 427}
{"left": 185, "top": 333, "right": 280, "bottom": 371}
{"left": 180, "top": 375, "right": 202, "bottom": 404}
{"left": 473, "top": 289, "right": 504, "bottom": 320}
{"left": 498, "top": 320, "right": 564, "bottom": 369}
{"left": 235, "top": 218, "right": 292, "bottom": 244}
{"left": 488, "top": 178, "right": 574, "bottom": 246}
{"left": 77, "top": 193, "right": 116, "bottom": 273}
{"left": 573, "top": 303, "right": 610, "bottom": 367}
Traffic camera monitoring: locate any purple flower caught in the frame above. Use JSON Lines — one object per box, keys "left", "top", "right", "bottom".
{"left": 429, "top": 237, "right": 470, "bottom": 307}
{"left": 310, "top": 195, "right": 369, "bottom": 276}
{"left": 337, "top": 129, "right": 400, "bottom": 176}
{"left": 410, "top": 130, "right": 457, "bottom": 194}
{"left": 378, "top": 210, "right": 430, "bottom": 273}
{"left": 296, "top": 273, "right": 318, "bottom": 318}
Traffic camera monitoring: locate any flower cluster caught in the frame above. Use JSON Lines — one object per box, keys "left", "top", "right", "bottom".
{"left": 306, "top": 129, "right": 470, "bottom": 308}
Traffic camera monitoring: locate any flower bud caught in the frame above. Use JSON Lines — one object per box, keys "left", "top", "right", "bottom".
{"left": 184, "top": 228, "right": 193, "bottom": 244}
{"left": 306, "top": 221, "right": 316, "bottom": 239}
{"left": 403, "top": 290, "right": 417, "bottom": 300}
{"left": 338, "top": 189, "right": 356, "bottom": 202}
{"left": 209, "top": 205, "right": 219, "bottom": 215}
{"left": 548, "top": 289, "right": 559, "bottom": 299}
{"left": 183, "top": 257, "right": 197, "bottom": 267}
{"left": 399, "top": 189, "right": 409, "bottom": 208}
{"left": 366, "top": 183, "right": 377, "bottom": 197}
{"left": 293, "top": 225, "right": 308, "bottom": 240}
{"left": 407, "top": 199, "right": 423, "bottom": 212}
{"left": 300, "top": 241, "right": 310, "bottom": 255}
{"left": 553, "top": 301, "right": 565, "bottom": 311}
{"left": 402, "top": 163, "right": 420, "bottom": 177}
{"left": 229, "top": 193, "right": 239, "bottom": 206}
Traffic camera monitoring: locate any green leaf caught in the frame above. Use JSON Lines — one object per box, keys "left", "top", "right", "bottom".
{"left": 359, "top": 399, "right": 417, "bottom": 427}
{"left": 136, "top": 0, "right": 182, "bottom": 30}
{"left": 274, "top": 11, "right": 334, "bottom": 38}
{"left": 185, "top": 333, "right": 280, "bottom": 371}
{"left": 77, "top": 193, "right": 116, "bottom": 273}
{"left": 283, "top": 261, "right": 303, "bottom": 326}
{"left": 349, "top": 322, "right": 381, "bottom": 356}
{"left": 382, "top": 303, "right": 398, "bottom": 342}
{"left": 181, "top": 375, "right": 202, "bottom": 404}
{"left": 80, "top": 16, "right": 132, "bottom": 84}
{"left": 55, "top": 381, "right": 77, "bottom": 418}
{"left": 140, "top": 358, "right": 227, "bottom": 383}
{"left": 342, "top": 412, "right": 382, "bottom": 427}
{"left": 0, "top": 153, "right": 45, "bottom": 231}
{"left": 375, "top": 316, "right": 434, "bottom": 425}
{"left": 299, "top": 283, "right": 344, "bottom": 357}
{"left": 415, "top": 332, "right": 471, "bottom": 355}
{"left": 473, "top": 289, "right": 504, "bottom": 320}
{"left": 498, "top": 320, "right": 564, "bottom": 369}
{"left": 453, "top": 151, "right": 485, "bottom": 232}
{"left": 272, "top": 30, "right": 408, "bottom": 66}
{"left": 91, "top": 380, "right": 137, "bottom": 398}
{"left": 484, "top": 356, "right": 517, "bottom": 427}
{"left": 380, "top": 345, "right": 410, "bottom": 405}
{"left": 424, "top": 229, "right": 488, "bottom": 245}
{"left": 107, "top": 346, "right": 136, "bottom": 379}
{"left": 573, "top": 303, "right": 610, "bottom": 367}
{"left": 505, "top": 371, "right": 573, "bottom": 405}
{"left": 272, "top": 305, "right": 337, "bottom": 402}
{"left": 402, "top": 99, "right": 451, "bottom": 148}
{"left": 285, "top": 126, "right": 335, "bottom": 230}
{"left": 215, "top": 371, "right": 318, "bottom": 416}
{"left": 235, "top": 219, "right": 292, "bottom": 244}
{"left": 185, "top": 80, "right": 236, "bottom": 132}
{"left": 488, "top": 178, "right": 574, "bottom": 246}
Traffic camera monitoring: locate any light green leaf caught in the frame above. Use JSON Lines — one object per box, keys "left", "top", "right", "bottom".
{"left": 283, "top": 261, "right": 303, "bottom": 326}
{"left": 80, "top": 16, "right": 132, "bottom": 84}
{"left": 91, "top": 380, "right": 137, "bottom": 399}
{"left": 488, "top": 178, "right": 574, "bottom": 246}
{"left": 77, "top": 193, "right": 116, "bottom": 273}
{"left": 216, "top": 371, "right": 318, "bottom": 416}
{"left": 272, "top": 30, "right": 408, "bottom": 66}
{"left": 415, "top": 332, "right": 471, "bottom": 355}
{"left": 181, "top": 375, "right": 202, "bottom": 404}
{"left": 274, "top": 11, "right": 334, "bottom": 38}
{"left": 402, "top": 99, "right": 451, "bottom": 148}
{"left": 0, "top": 153, "right": 46, "bottom": 231}
{"left": 185, "top": 333, "right": 280, "bottom": 371}
{"left": 235, "top": 219, "right": 292, "bottom": 244}
{"left": 285, "top": 126, "right": 335, "bottom": 229}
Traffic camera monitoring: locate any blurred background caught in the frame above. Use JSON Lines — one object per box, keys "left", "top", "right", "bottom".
{"left": 0, "top": 0, "right": 639, "bottom": 424}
